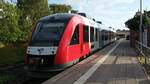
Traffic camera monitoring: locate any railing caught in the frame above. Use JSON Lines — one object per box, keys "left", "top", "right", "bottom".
{"left": 135, "top": 41, "right": 150, "bottom": 65}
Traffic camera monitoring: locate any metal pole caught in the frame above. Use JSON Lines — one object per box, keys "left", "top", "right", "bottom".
{"left": 139, "top": 0, "right": 143, "bottom": 51}
{"left": 139, "top": 0, "right": 146, "bottom": 64}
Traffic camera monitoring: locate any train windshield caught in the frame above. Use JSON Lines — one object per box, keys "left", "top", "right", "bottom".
{"left": 30, "top": 22, "right": 65, "bottom": 46}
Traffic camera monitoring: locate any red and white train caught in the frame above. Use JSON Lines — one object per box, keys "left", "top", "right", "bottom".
{"left": 25, "top": 13, "right": 115, "bottom": 74}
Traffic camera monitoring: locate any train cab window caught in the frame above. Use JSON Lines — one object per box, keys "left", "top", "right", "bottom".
{"left": 83, "top": 25, "right": 89, "bottom": 42}
{"left": 70, "top": 25, "right": 79, "bottom": 45}
{"left": 90, "top": 27, "right": 94, "bottom": 42}
{"left": 95, "top": 29, "right": 98, "bottom": 41}
{"left": 30, "top": 22, "right": 65, "bottom": 46}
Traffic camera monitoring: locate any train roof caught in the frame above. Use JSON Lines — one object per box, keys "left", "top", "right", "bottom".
{"left": 98, "top": 24, "right": 115, "bottom": 32}
{"left": 39, "top": 13, "right": 75, "bottom": 22}
{"left": 39, "top": 13, "right": 98, "bottom": 27}
{"left": 38, "top": 13, "right": 115, "bottom": 32}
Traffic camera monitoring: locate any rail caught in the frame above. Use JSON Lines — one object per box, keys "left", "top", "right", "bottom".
{"left": 135, "top": 40, "right": 150, "bottom": 65}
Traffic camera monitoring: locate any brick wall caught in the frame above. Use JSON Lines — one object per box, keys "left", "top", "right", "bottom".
{"left": 130, "top": 30, "right": 139, "bottom": 47}
{"left": 147, "top": 27, "right": 150, "bottom": 47}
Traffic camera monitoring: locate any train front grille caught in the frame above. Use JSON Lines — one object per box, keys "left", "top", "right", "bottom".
{"left": 28, "top": 54, "right": 55, "bottom": 66}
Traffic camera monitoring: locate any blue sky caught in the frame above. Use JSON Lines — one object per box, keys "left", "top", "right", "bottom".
{"left": 48, "top": 0, "right": 150, "bottom": 30}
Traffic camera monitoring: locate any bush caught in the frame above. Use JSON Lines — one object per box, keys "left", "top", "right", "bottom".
{"left": 0, "top": 2, "right": 21, "bottom": 43}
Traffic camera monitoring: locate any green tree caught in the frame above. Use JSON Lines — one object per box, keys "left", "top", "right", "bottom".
{"left": 0, "top": 2, "right": 21, "bottom": 43}
{"left": 125, "top": 16, "right": 140, "bottom": 31}
{"left": 17, "top": 0, "right": 50, "bottom": 25}
{"left": 0, "top": 0, "right": 4, "bottom": 3}
{"left": 49, "top": 4, "right": 72, "bottom": 14}
{"left": 17, "top": 0, "right": 50, "bottom": 42}
{"left": 143, "top": 11, "right": 150, "bottom": 26}
{"left": 125, "top": 11, "right": 150, "bottom": 31}
{"left": 71, "top": 10, "right": 78, "bottom": 13}
{"left": 125, "top": 11, "right": 144, "bottom": 31}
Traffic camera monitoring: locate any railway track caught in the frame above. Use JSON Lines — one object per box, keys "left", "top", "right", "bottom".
{"left": 0, "top": 63, "right": 61, "bottom": 84}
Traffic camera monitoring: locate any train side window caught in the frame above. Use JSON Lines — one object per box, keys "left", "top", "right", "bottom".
{"left": 95, "top": 29, "right": 98, "bottom": 41}
{"left": 105, "top": 32, "right": 107, "bottom": 41}
{"left": 105, "top": 32, "right": 108, "bottom": 40}
{"left": 83, "top": 25, "right": 89, "bottom": 42}
{"left": 102, "top": 31, "right": 105, "bottom": 41}
{"left": 70, "top": 25, "right": 79, "bottom": 45}
{"left": 90, "top": 27, "right": 94, "bottom": 42}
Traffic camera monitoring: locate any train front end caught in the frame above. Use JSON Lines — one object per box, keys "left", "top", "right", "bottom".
{"left": 25, "top": 14, "right": 73, "bottom": 73}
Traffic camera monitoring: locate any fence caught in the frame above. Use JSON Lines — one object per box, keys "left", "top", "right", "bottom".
{"left": 135, "top": 41, "right": 150, "bottom": 65}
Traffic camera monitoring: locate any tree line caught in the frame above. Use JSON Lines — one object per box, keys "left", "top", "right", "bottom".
{"left": 0, "top": 0, "right": 72, "bottom": 44}
{"left": 125, "top": 11, "right": 150, "bottom": 31}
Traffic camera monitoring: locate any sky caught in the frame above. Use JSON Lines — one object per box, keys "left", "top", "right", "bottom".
{"left": 48, "top": 0, "right": 150, "bottom": 30}
{"left": 5, "top": 0, "right": 150, "bottom": 30}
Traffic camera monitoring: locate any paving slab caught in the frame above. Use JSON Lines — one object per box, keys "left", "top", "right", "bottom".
{"left": 43, "top": 40, "right": 150, "bottom": 84}
{"left": 85, "top": 40, "right": 149, "bottom": 84}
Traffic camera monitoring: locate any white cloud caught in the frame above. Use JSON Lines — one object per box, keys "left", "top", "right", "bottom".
{"left": 112, "top": 0, "right": 136, "bottom": 4}
{"left": 64, "top": 0, "right": 148, "bottom": 30}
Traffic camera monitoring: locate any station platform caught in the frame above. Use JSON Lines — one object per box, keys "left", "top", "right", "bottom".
{"left": 42, "top": 39, "right": 150, "bottom": 84}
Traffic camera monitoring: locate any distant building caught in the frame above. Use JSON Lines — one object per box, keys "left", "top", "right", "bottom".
{"left": 116, "top": 30, "right": 130, "bottom": 39}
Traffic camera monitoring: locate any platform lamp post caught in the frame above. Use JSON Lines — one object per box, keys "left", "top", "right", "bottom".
{"left": 139, "top": 0, "right": 143, "bottom": 53}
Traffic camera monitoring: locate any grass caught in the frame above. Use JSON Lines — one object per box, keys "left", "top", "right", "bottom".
{"left": 138, "top": 56, "right": 150, "bottom": 75}
{"left": 138, "top": 56, "right": 145, "bottom": 64}
{"left": 0, "top": 43, "right": 26, "bottom": 84}
{"left": 0, "top": 73, "right": 16, "bottom": 84}
{"left": 0, "top": 43, "right": 26, "bottom": 67}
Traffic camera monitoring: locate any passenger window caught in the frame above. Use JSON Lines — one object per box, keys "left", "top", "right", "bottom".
{"left": 95, "top": 29, "right": 98, "bottom": 41}
{"left": 83, "top": 25, "right": 89, "bottom": 42}
{"left": 105, "top": 32, "right": 108, "bottom": 40}
{"left": 70, "top": 25, "right": 79, "bottom": 45}
{"left": 102, "top": 31, "right": 105, "bottom": 41}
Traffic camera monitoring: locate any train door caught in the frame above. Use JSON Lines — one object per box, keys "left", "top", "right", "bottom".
{"left": 90, "top": 27, "right": 95, "bottom": 52}
{"left": 95, "top": 28, "right": 99, "bottom": 49}
{"left": 101, "top": 30, "right": 105, "bottom": 47}
{"left": 82, "top": 25, "right": 90, "bottom": 56}
{"left": 67, "top": 24, "right": 82, "bottom": 61}
{"left": 79, "top": 24, "right": 84, "bottom": 56}
{"left": 99, "top": 29, "right": 103, "bottom": 49}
